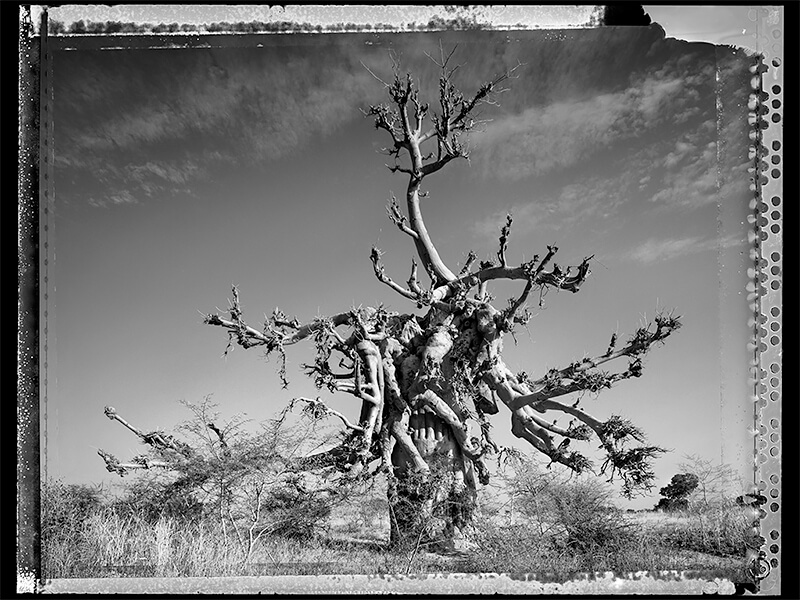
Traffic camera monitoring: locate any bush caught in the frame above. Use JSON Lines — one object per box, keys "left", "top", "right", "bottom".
{"left": 107, "top": 474, "right": 204, "bottom": 524}
{"left": 654, "top": 497, "right": 689, "bottom": 512}
{"left": 456, "top": 458, "right": 659, "bottom": 576}
{"left": 260, "top": 481, "right": 333, "bottom": 540}
{"left": 42, "top": 478, "right": 103, "bottom": 539}
{"left": 41, "top": 479, "right": 105, "bottom": 578}
{"left": 464, "top": 519, "right": 550, "bottom": 573}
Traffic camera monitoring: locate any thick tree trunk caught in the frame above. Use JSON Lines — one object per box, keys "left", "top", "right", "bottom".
{"left": 388, "top": 408, "right": 477, "bottom": 551}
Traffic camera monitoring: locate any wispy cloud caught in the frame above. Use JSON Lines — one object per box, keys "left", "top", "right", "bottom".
{"left": 643, "top": 119, "right": 720, "bottom": 209}
{"left": 472, "top": 173, "right": 633, "bottom": 240}
{"left": 471, "top": 59, "right": 715, "bottom": 181}
{"left": 87, "top": 189, "right": 139, "bottom": 209}
{"left": 54, "top": 46, "right": 383, "bottom": 206}
{"left": 52, "top": 32, "right": 752, "bottom": 213}
{"left": 626, "top": 234, "right": 742, "bottom": 264}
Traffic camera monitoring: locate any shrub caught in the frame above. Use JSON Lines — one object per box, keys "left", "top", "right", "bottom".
{"left": 654, "top": 497, "right": 689, "bottom": 512}
{"left": 654, "top": 472, "right": 699, "bottom": 511}
{"left": 42, "top": 478, "right": 104, "bottom": 540}
{"left": 259, "top": 481, "right": 333, "bottom": 540}
{"left": 456, "top": 458, "right": 660, "bottom": 576}
{"left": 107, "top": 474, "right": 204, "bottom": 524}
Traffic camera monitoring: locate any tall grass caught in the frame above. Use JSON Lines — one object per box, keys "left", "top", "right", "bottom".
{"left": 41, "top": 477, "right": 752, "bottom": 580}
{"left": 644, "top": 502, "right": 752, "bottom": 557}
{"left": 42, "top": 505, "right": 460, "bottom": 578}
{"left": 458, "top": 507, "right": 750, "bottom": 579}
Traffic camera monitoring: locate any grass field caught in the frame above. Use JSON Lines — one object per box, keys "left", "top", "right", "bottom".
{"left": 41, "top": 478, "right": 754, "bottom": 582}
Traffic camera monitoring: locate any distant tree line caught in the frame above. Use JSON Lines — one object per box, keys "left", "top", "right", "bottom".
{"left": 47, "top": 16, "right": 500, "bottom": 37}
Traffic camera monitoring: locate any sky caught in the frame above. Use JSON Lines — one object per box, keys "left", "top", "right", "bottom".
{"left": 43, "top": 15, "right": 758, "bottom": 509}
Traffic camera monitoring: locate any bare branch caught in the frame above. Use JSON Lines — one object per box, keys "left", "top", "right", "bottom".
{"left": 497, "top": 214, "right": 512, "bottom": 267}
{"left": 103, "top": 406, "right": 193, "bottom": 457}
{"left": 270, "top": 308, "right": 301, "bottom": 332}
{"left": 386, "top": 195, "right": 419, "bottom": 240}
{"left": 430, "top": 252, "right": 593, "bottom": 304}
{"left": 291, "top": 396, "right": 365, "bottom": 433}
{"left": 368, "top": 247, "right": 456, "bottom": 313}
{"left": 361, "top": 60, "right": 392, "bottom": 89}
{"left": 420, "top": 152, "right": 460, "bottom": 177}
{"left": 501, "top": 279, "right": 534, "bottom": 330}
{"left": 522, "top": 408, "right": 594, "bottom": 441}
{"left": 371, "top": 87, "right": 460, "bottom": 287}
{"left": 97, "top": 449, "right": 171, "bottom": 476}
{"left": 407, "top": 259, "right": 423, "bottom": 296}
{"left": 363, "top": 104, "right": 406, "bottom": 149}
{"left": 369, "top": 247, "right": 419, "bottom": 301}
{"left": 459, "top": 250, "right": 478, "bottom": 277}
{"left": 419, "top": 60, "right": 524, "bottom": 145}
{"left": 204, "top": 288, "right": 351, "bottom": 350}
{"left": 387, "top": 162, "right": 415, "bottom": 176}
{"left": 509, "top": 411, "right": 591, "bottom": 472}
{"left": 509, "top": 314, "right": 681, "bottom": 410}
{"left": 103, "top": 405, "right": 145, "bottom": 438}
{"left": 424, "top": 40, "right": 459, "bottom": 70}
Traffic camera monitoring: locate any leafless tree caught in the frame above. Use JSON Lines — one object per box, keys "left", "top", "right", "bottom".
{"left": 103, "top": 48, "right": 681, "bottom": 551}
{"left": 679, "top": 454, "right": 743, "bottom": 508}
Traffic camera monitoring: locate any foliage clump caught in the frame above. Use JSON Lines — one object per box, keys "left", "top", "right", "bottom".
{"left": 655, "top": 472, "right": 700, "bottom": 512}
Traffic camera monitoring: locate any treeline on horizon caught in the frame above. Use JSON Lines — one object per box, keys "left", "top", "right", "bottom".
{"left": 46, "top": 15, "right": 541, "bottom": 36}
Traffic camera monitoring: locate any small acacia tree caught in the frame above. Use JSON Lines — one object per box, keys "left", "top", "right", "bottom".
{"left": 678, "top": 454, "right": 742, "bottom": 508}
{"left": 97, "top": 397, "right": 343, "bottom": 556}
{"left": 101, "top": 48, "right": 680, "bottom": 551}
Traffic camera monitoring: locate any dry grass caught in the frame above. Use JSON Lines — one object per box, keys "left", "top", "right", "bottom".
{"left": 42, "top": 504, "right": 751, "bottom": 581}
{"left": 42, "top": 509, "right": 460, "bottom": 579}
{"left": 630, "top": 504, "right": 752, "bottom": 558}
{"left": 41, "top": 477, "right": 753, "bottom": 582}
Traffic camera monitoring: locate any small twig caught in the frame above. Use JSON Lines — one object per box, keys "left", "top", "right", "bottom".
{"left": 360, "top": 60, "right": 392, "bottom": 88}
{"left": 293, "top": 396, "right": 365, "bottom": 433}
{"left": 497, "top": 214, "right": 512, "bottom": 268}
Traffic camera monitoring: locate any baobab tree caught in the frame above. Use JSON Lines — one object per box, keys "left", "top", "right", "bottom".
{"left": 101, "top": 49, "right": 680, "bottom": 551}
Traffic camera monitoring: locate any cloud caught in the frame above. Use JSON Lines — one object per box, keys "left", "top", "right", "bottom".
{"left": 53, "top": 44, "right": 385, "bottom": 206}
{"left": 58, "top": 49, "right": 376, "bottom": 159}
{"left": 87, "top": 189, "right": 138, "bottom": 208}
{"left": 128, "top": 161, "right": 196, "bottom": 185}
{"left": 472, "top": 173, "right": 633, "bottom": 241}
{"left": 627, "top": 234, "right": 742, "bottom": 264}
{"left": 471, "top": 108, "right": 748, "bottom": 244}
{"left": 643, "top": 120, "right": 720, "bottom": 209}
{"left": 470, "top": 55, "right": 716, "bottom": 181}
{"left": 51, "top": 32, "right": 752, "bottom": 213}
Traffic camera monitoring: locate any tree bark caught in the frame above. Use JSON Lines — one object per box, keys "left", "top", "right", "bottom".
{"left": 389, "top": 408, "right": 477, "bottom": 551}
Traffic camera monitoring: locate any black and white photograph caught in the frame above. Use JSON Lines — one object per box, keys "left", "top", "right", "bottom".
{"left": 17, "top": 4, "right": 784, "bottom": 595}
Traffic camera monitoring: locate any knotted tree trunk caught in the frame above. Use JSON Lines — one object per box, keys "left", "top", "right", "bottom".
{"left": 389, "top": 401, "right": 481, "bottom": 550}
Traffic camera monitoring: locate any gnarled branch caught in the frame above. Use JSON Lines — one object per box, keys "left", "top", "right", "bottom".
{"left": 290, "top": 396, "right": 365, "bottom": 433}
{"left": 430, "top": 251, "right": 593, "bottom": 305}
{"left": 97, "top": 449, "right": 171, "bottom": 476}
{"left": 509, "top": 314, "right": 680, "bottom": 410}
{"left": 386, "top": 195, "right": 419, "bottom": 240}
